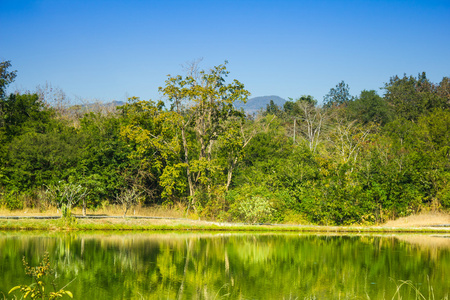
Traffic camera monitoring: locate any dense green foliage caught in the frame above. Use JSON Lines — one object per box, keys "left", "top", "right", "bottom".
{"left": 0, "top": 60, "right": 449, "bottom": 224}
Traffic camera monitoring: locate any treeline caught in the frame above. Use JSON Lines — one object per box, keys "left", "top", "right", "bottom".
{"left": 0, "top": 60, "right": 449, "bottom": 224}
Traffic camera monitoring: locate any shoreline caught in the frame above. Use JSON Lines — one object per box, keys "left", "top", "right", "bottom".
{"left": 1, "top": 216, "right": 450, "bottom": 233}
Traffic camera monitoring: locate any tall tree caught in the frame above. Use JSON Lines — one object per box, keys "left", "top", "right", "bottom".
{"left": 0, "top": 93, "right": 53, "bottom": 139}
{"left": 217, "top": 114, "right": 274, "bottom": 190}
{"left": 323, "top": 81, "right": 353, "bottom": 108}
{"left": 348, "top": 90, "right": 392, "bottom": 125}
{"left": 437, "top": 77, "right": 450, "bottom": 106}
{"left": 384, "top": 72, "right": 446, "bottom": 121}
{"left": 0, "top": 60, "right": 17, "bottom": 100}
{"left": 284, "top": 95, "right": 317, "bottom": 116}
{"left": 295, "top": 99, "right": 325, "bottom": 153}
{"left": 265, "top": 100, "right": 282, "bottom": 116}
{"left": 127, "top": 62, "right": 250, "bottom": 210}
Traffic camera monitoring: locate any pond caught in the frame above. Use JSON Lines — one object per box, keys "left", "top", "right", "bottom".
{"left": 0, "top": 231, "right": 449, "bottom": 299}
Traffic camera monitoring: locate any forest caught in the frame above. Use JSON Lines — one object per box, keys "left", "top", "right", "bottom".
{"left": 0, "top": 60, "right": 449, "bottom": 225}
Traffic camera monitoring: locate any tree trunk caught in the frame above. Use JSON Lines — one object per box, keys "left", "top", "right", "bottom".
{"left": 181, "top": 125, "right": 196, "bottom": 212}
{"left": 226, "top": 157, "right": 238, "bottom": 191}
{"left": 123, "top": 205, "right": 128, "bottom": 218}
{"left": 82, "top": 199, "right": 86, "bottom": 216}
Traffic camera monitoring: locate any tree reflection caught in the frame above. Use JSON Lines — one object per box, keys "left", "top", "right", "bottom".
{"left": 0, "top": 232, "right": 448, "bottom": 299}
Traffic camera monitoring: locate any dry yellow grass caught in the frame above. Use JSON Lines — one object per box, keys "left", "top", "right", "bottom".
{"left": 383, "top": 211, "right": 450, "bottom": 227}
{"left": 74, "top": 217, "right": 220, "bottom": 228}
{"left": 0, "top": 207, "right": 60, "bottom": 216}
{"left": 0, "top": 204, "right": 186, "bottom": 218}
{"left": 75, "top": 204, "right": 187, "bottom": 218}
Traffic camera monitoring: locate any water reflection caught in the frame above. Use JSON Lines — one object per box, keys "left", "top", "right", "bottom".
{"left": 0, "top": 232, "right": 448, "bottom": 299}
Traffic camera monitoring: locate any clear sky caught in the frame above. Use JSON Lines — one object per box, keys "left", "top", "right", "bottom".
{"left": 1, "top": 0, "right": 449, "bottom": 105}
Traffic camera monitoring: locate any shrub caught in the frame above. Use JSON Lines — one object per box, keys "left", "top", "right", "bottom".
{"left": 45, "top": 182, "right": 89, "bottom": 216}
{"left": 237, "top": 196, "right": 274, "bottom": 224}
{"left": 0, "top": 190, "right": 23, "bottom": 210}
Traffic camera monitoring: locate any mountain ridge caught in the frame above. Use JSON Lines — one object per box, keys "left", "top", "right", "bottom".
{"left": 234, "top": 95, "right": 286, "bottom": 114}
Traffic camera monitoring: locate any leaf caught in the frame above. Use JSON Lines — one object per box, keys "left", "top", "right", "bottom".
{"left": 8, "top": 286, "right": 21, "bottom": 294}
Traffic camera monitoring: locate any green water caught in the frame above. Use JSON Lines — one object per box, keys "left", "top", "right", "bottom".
{"left": 0, "top": 232, "right": 448, "bottom": 299}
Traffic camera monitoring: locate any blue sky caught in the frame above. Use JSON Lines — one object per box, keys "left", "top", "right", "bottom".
{"left": 1, "top": 0, "right": 449, "bottom": 105}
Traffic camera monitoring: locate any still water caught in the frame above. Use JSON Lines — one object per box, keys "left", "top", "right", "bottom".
{"left": 0, "top": 232, "right": 449, "bottom": 299}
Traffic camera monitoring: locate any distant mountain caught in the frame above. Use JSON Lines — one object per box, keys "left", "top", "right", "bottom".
{"left": 78, "top": 100, "right": 125, "bottom": 108}
{"left": 110, "top": 100, "right": 126, "bottom": 106}
{"left": 76, "top": 97, "right": 287, "bottom": 115}
{"left": 234, "top": 95, "right": 287, "bottom": 114}
{"left": 67, "top": 100, "right": 126, "bottom": 117}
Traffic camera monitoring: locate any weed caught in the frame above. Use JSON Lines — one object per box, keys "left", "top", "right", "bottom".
{"left": 8, "top": 252, "right": 74, "bottom": 300}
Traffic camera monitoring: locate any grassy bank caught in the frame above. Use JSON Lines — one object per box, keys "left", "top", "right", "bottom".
{"left": 0, "top": 206, "right": 449, "bottom": 233}
{"left": 1, "top": 216, "right": 449, "bottom": 233}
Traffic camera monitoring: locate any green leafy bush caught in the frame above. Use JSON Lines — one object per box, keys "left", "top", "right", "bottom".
{"left": 237, "top": 196, "right": 274, "bottom": 224}
{"left": 0, "top": 190, "right": 23, "bottom": 210}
